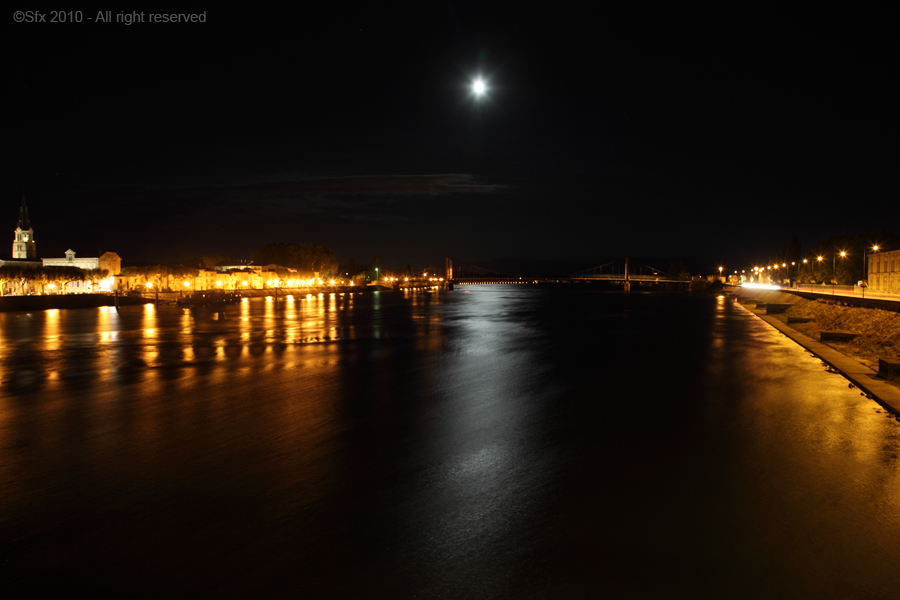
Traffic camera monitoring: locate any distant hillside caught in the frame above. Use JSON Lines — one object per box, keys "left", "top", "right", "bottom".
{"left": 460, "top": 257, "right": 712, "bottom": 278}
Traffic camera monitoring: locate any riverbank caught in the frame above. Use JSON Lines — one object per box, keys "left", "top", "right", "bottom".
{"left": 0, "top": 285, "right": 390, "bottom": 312}
{"left": 734, "top": 287, "right": 900, "bottom": 414}
{"left": 0, "top": 293, "right": 152, "bottom": 312}
{"left": 734, "top": 288, "right": 900, "bottom": 366}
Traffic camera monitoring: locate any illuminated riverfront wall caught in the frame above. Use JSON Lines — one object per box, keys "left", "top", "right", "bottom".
{"left": 116, "top": 270, "right": 243, "bottom": 292}
{"left": 115, "top": 269, "right": 326, "bottom": 292}
{"left": 868, "top": 249, "right": 899, "bottom": 293}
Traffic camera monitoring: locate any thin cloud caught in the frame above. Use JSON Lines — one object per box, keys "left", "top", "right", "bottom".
{"left": 218, "top": 173, "right": 509, "bottom": 197}
{"left": 77, "top": 173, "right": 507, "bottom": 208}
{"left": 70, "top": 173, "right": 508, "bottom": 228}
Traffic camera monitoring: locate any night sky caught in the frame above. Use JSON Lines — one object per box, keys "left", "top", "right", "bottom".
{"left": 8, "top": 5, "right": 896, "bottom": 272}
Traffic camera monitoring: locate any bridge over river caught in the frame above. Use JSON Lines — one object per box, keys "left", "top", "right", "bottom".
{"left": 446, "top": 257, "right": 690, "bottom": 289}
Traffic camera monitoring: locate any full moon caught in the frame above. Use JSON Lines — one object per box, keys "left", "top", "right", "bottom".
{"left": 473, "top": 80, "right": 486, "bottom": 95}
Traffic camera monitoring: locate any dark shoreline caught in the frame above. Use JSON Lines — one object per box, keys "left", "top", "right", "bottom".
{"left": 0, "top": 294, "right": 153, "bottom": 313}
{"left": 0, "top": 286, "right": 372, "bottom": 313}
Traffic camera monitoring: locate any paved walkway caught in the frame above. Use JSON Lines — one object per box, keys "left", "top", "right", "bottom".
{"left": 738, "top": 302, "right": 900, "bottom": 416}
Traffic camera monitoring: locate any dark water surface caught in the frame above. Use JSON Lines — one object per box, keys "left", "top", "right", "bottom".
{"left": 1, "top": 288, "right": 899, "bottom": 598}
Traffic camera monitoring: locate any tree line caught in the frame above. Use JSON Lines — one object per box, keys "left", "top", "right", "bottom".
{"left": 0, "top": 265, "right": 109, "bottom": 296}
{"left": 250, "top": 243, "right": 339, "bottom": 276}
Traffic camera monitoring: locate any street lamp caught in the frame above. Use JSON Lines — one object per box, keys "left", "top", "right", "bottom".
{"left": 833, "top": 251, "right": 847, "bottom": 294}
{"left": 863, "top": 245, "right": 879, "bottom": 297}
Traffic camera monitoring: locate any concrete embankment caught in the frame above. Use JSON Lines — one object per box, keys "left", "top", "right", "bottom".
{"left": 234, "top": 286, "right": 358, "bottom": 298}
{"left": 735, "top": 287, "right": 900, "bottom": 415}
{"left": 0, "top": 286, "right": 388, "bottom": 313}
{"left": 0, "top": 294, "right": 152, "bottom": 313}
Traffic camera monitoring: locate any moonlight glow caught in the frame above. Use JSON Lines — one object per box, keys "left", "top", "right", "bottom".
{"left": 472, "top": 79, "right": 486, "bottom": 96}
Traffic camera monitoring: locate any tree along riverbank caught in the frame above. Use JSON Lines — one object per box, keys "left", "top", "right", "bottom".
{"left": 735, "top": 288, "right": 900, "bottom": 380}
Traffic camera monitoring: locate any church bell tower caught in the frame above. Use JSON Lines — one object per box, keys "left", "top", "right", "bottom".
{"left": 13, "top": 196, "right": 36, "bottom": 259}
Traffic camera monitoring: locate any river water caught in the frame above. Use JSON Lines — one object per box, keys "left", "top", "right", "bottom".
{"left": 1, "top": 288, "right": 898, "bottom": 598}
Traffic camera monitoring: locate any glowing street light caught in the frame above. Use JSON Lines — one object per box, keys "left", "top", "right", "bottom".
{"left": 833, "top": 251, "right": 847, "bottom": 293}
{"left": 472, "top": 79, "right": 486, "bottom": 97}
{"left": 863, "top": 245, "right": 879, "bottom": 297}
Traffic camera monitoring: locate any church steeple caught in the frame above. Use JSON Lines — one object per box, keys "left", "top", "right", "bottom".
{"left": 13, "top": 195, "right": 37, "bottom": 260}
{"left": 17, "top": 195, "right": 31, "bottom": 230}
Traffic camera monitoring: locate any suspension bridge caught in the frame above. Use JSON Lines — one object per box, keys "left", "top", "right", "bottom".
{"left": 444, "top": 257, "right": 690, "bottom": 290}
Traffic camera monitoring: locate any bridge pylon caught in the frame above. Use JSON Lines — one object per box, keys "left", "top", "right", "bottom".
{"left": 624, "top": 256, "right": 631, "bottom": 292}
{"left": 445, "top": 257, "right": 454, "bottom": 290}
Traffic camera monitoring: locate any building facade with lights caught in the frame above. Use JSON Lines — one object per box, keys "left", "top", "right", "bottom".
{"left": 116, "top": 267, "right": 343, "bottom": 293}
{"left": 3, "top": 199, "right": 128, "bottom": 294}
{"left": 868, "top": 249, "right": 899, "bottom": 293}
{"left": 42, "top": 249, "right": 122, "bottom": 275}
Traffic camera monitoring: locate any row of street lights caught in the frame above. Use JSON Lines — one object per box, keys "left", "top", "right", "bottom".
{"left": 748, "top": 245, "right": 880, "bottom": 294}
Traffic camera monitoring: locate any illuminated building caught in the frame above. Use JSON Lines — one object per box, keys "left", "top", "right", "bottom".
{"left": 42, "top": 249, "right": 122, "bottom": 275}
{"left": 12, "top": 196, "right": 37, "bottom": 259}
{"left": 868, "top": 249, "right": 899, "bottom": 293}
